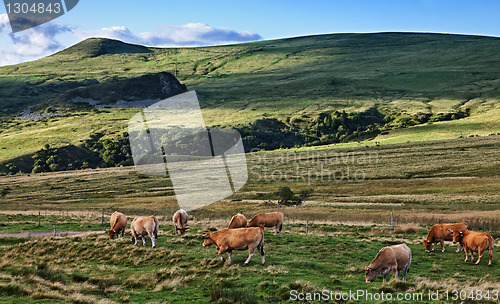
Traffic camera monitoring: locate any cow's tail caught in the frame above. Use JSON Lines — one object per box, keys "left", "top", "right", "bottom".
{"left": 153, "top": 217, "right": 159, "bottom": 239}
{"left": 110, "top": 212, "right": 119, "bottom": 231}
{"left": 278, "top": 214, "right": 284, "bottom": 233}
{"left": 258, "top": 229, "right": 265, "bottom": 255}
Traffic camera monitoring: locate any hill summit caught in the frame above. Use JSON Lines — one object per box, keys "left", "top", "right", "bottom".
{"left": 51, "top": 38, "right": 152, "bottom": 59}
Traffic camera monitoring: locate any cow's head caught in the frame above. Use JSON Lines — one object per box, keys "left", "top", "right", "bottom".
{"left": 106, "top": 229, "right": 116, "bottom": 240}
{"left": 422, "top": 239, "right": 432, "bottom": 252}
{"left": 364, "top": 266, "right": 378, "bottom": 283}
{"left": 202, "top": 233, "right": 215, "bottom": 247}
{"left": 175, "top": 224, "right": 189, "bottom": 236}
{"left": 449, "top": 229, "right": 464, "bottom": 244}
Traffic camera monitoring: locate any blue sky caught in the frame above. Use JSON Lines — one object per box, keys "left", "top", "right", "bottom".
{"left": 1, "top": 0, "right": 500, "bottom": 66}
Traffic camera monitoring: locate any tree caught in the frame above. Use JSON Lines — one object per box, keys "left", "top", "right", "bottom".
{"left": 296, "top": 188, "right": 314, "bottom": 206}
{"left": 276, "top": 186, "right": 295, "bottom": 206}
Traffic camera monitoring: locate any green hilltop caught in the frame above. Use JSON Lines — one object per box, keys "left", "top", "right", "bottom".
{"left": 1, "top": 32, "right": 500, "bottom": 172}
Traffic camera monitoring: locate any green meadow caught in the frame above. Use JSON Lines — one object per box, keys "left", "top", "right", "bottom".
{"left": 0, "top": 32, "right": 499, "bottom": 303}
{"left": 2, "top": 32, "right": 500, "bottom": 166}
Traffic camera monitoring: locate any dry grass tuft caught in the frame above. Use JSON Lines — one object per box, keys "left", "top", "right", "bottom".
{"left": 261, "top": 265, "right": 289, "bottom": 276}
{"left": 394, "top": 224, "right": 418, "bottom": 234}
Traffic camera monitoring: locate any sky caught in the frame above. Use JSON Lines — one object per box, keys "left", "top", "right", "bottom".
{"left": 1, "top": 0, "right": 500, "bottom": 66}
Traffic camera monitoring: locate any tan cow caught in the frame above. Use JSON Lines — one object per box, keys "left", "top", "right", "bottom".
{"left": 202, "top": 227, "right": 265, "bottom": 265}
{"left": 106, "top": 211, "right": 127, "bottom": 239}
{"left": 365, "top": 244, "right": 412, "bottom": 283}
{"left": 129, "top": 215, "right": 159, "bottom": 248}
{"left": 228, "top": 213, "right": 247, "bottom": 229}
{"left": 247, "top": 212, "right": 283, "bottom": 236}
{"left": 172, "top": 209, "right": 188, "bottom": 236}
{"left": 449, "top": 229, "right": 494, "bottom": 266}
{"left": 423, "top": 222, "right": 467, "bottom": 253}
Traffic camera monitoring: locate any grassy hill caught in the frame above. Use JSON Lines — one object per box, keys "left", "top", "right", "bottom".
{"left": 1, "top": 32, "right": 500, "bottom": 169}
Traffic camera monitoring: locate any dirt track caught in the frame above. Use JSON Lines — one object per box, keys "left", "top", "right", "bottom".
{"left": 0, "top": 230, "right": 103, "bottom": 238}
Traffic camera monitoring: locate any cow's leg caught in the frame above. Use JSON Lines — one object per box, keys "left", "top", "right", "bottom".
{"left": 475, "top": 248, "right": 482, "bottom": 265}
{"left": 147, "top": 230, "right": 156, "bottom": 248}
{"left": 244, "top": 246, "right": 256, "bottom": 265}
{"left": 392, "top": 266, "right": 399, "bottom": 280}
{"left": 455, "top": 243, "right": 461, "bottom": 253}
{"left": 382, "top": 274, "right": 387, "bottom": 283}
{"left": 432, "top": 242, "right": 436, "bottom": 251}
{"left": 133, "top": 234, "right": 138, "bottom": 246}
{"left": 440, "top": 240, "right": 445, "bottom": 252}
{"left": 141, "top": 236, "right": 146, "bottom": 246}
{"left": 463, "top": 247, "right": 469, "bottom": 262}
{"left": 218, "top": 245, "right": 228, "bottom": 262}
{"left": 488, "top": 246, "right": 492, "bottom": 266}
{"left": 227, "top": 251, "right": 232, "bottom": 264}
{"left": 274, "top": 225, "right": 277, "bottom": 236}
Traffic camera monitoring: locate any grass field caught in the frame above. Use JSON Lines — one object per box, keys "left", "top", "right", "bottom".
{"left": 0, "top": 135, "right": 499, "bottom": 303}
{"left": 2, "top": 32, "right": 500, "bottom": 165}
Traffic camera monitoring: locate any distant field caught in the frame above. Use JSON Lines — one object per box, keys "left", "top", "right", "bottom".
{"left": 0, "top": 135, "right": 499, "bottom": 303}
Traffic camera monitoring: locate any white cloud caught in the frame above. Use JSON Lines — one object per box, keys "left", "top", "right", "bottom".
{"left": 74, "top": 23, "right": 263, "bottom": 47}
{"left": 0, "top": 18, "right": 262, "bottom": 66}
{"left": 0, "top": 14, "right": 72, "bottom": 65}
{"left": 0, "top": 14, "right": 9, "bottom": 32}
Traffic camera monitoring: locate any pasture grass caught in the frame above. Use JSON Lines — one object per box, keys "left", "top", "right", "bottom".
{"left": 0, "top": 135, "right": 498, "bottom": 302}
{"left": 0, "top": 224, "right": 498, "bottom": 303}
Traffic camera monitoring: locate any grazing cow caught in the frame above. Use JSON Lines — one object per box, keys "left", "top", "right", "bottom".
{"left": 449, "top": 229, "right": 494, "bottom": 266}
{"left": 106, "top": 211, "right": 127, "bottom": 239}
{"left": 172, "top": 209, "right": 189, "bottom": 236}
{"left": 365, "top": 244, "right": 412, "bottom": 283}
{"left": 228, "top": 214, "right": 247, "bottom": 229}
{"left": 423, "top": 222, "right": 467, "bottom": 253}
{"left": 202, "top": 227, "right": 265, "bottom": 265}
{"left": 129, "top": 215, "right": 159, "bottom": 248}
{"left": 247, "top": 212, "right": 283, "bottom": 236}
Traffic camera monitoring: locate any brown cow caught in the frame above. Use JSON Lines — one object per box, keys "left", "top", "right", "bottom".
{"left": 449, "top": 229, "right": 494, "bottom": 266}
{"left": 423, "top": 222, "right": 467, "bottom": 253}
{"left": 247, "top": 212, "right": 283, "bottom": 236}
{"left": 365, "top": 244, "right": 412, "bottom": 283}
{"left": 172, "top": 209, "right": 189, "bottom": 236}
{"left": 228, "top": 213, "right": 247, "bottom": 229}
{"left": 202, "top": 227, "right": 265, "bottom": 265}
{"left": 106, "top": 211, "right": 127, "bottom": 239}
{"left": 129, "top": 215, "right": 159, "bottom": 248}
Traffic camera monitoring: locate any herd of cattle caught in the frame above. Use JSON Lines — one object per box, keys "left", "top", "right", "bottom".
{"left": 105, "top": 212, "right": 493, "bottom": 283}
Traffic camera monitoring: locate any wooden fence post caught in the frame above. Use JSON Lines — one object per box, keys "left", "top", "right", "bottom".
{"left": 306, "top": 218, "right": 309, "bottom": 235}
{"left": 38, "top": 211, "right": 41, "bottom": 227}
{"left": 391, "top": 212, "right": 394, "bottom": 230}
{"left": 101, "top": 210, "right": 104, "bottom": 226}
{"left": 53, "top": 226, "right": 56, "bottom": 237}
